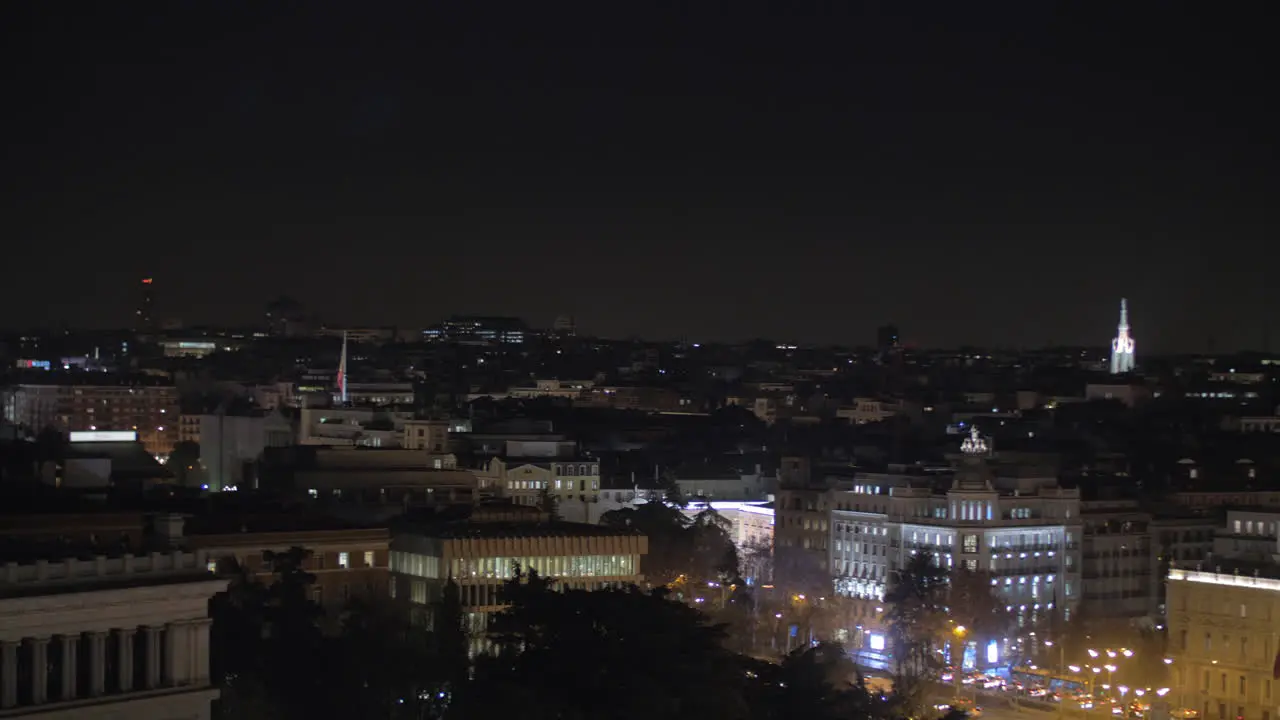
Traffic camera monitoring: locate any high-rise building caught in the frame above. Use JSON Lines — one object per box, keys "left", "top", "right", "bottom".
{"left": 1110, "top": 298, "right": 1136, "bottom": 374}
{"left": 876, "top": 325, "right": 900, "bottom": 351}
{"left": 553, "top": 314, "right": 576, "bottom": 336}
{"left": 135, "top": 278, "right": 155, "bottom": 333}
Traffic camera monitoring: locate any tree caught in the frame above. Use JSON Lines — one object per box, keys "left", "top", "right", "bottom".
{"left": 947, "top": 568, "right": 1014, "bottom": 662}
{"left": 536, "top": 487, "right": 561, "bottom": 521}
{"left": 333, "top": 595, "right": 445, "bottom": 719}
{"left": 749, "top": 643, "right": 878, "bottom": 720}
{"left": 463, "top": 568, "right": 751, "bottom": 720}
{"left": 599, "top": 501, "right": 694, "bottom": 587}
{"left": 432, "top": 578, "right": 469, "bottom": 705}
{"left": 884, "top": 553, "right": 949, "bottom": 718}
{"left": 209, "top": 557, "right": 278, "bottom": 720}
{"left": 168, "top": 440, "right": 201, "bottom": 486}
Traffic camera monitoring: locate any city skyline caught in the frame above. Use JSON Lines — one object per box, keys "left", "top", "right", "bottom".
{"left": 2, "top": 4, "right": 1275, "bottom": 352}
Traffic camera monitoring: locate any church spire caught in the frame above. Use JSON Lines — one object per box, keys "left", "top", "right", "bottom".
{"left": 1110, "top": 298, "right": 1136, "bottom": 374}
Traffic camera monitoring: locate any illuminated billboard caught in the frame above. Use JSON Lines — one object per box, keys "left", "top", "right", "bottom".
{"left": 69, "top": 431, "right": 138, "bottom": 443}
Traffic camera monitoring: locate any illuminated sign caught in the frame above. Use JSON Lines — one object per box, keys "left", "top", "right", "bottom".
{"left": 177, "top": 341, "right": 216, "bottom": 349}
{"left": 69, "top": 431, "right": 138, "bottom": 443}
{"left": 16, "top": 359, "right": 51, "bottom": 370}
{"left": 869, "top": 633, "right": 886, "bottom": 651}
{"left": 986, "top": 640, "right": 1000, "bottom": 664}
{"left": 142, "top": 278, "right": 153, "bottom": 285}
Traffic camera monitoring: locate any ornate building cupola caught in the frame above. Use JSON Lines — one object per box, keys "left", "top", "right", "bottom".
{"left": 960, "top": 426, "right": 988, "bottom": 456}
{"left": 954, "top": 426, "right": 995, "bottom": 491}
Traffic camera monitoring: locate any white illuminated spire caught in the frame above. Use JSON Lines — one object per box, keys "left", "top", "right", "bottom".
{"left": 1110, "top": 298, "right": 1136, "bottom": 374}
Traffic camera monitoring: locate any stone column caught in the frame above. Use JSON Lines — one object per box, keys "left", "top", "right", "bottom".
{"left": 163, "top": 621, "right": 187, "bottom": 686}
{"left": 117, "top": 628, "right": 134, "bottom": 692}
{"left": 190, "top": 619, "right": 211, "bottom": 683}
{"left": 144, "top": 626, "right": 162, "bottom": 688}
{"left": 1, "top": 640, "right": 18, "bottom": 708}
{"left": 59, "top": 634, "right": 77, "bottom": 700}
{"left": 31, "top": 636, "right": 49, "bottom": 704}
{"left": 88, "top": 631, "right": 107, "bottom": 696}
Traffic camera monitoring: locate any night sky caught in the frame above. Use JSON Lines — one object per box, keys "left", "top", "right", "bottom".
{"left": 2, "top": 3, "right": 1275, "bottom": 351}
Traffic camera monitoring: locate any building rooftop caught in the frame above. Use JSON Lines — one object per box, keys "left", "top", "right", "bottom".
{"left": 1169, "top": 557, "right": 1280, "bottom": 586}
{"left": 419, "top": 521, "right": 644, "bottom": 541}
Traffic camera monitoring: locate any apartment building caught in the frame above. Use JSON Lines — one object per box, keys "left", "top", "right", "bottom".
{"left": 2, "top": 380, "right": 179, "bottom": 458}
{"left": 185, "top": 518, "right": 390, "bottom": 613}
{"left": 1167, "top": 563, "right": 1280, "bottom": 720}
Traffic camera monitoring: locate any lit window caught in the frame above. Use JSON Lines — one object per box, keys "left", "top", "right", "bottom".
{"left": 206, "top": 560, "right": 218, "bottom": 573}
{"left": 364, "top": 551, "right": 375, "bottom": 567}
{"left": 338, "top": 552, "right": 350, "bottom": 568}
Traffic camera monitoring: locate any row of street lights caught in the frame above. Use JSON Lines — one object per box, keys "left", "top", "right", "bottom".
{"left": 1040, "top": 642, "right": 1175, "bottom": 717}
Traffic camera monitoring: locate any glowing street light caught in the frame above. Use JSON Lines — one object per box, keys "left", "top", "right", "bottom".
{"left": 1088, "top": 649, "right": 1100, "bottom": 658}
{"left": 1163, "top": 658, "right": 1174, "bottom": 665}
{"left": 1122, "top": 649, "right": 1134, "bottom": 658}
{"left": 1157, "top": 688, "right": 1171, "bottom": 697}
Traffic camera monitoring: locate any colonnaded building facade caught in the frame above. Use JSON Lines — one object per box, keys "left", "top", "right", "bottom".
{"left": 0, "top": 550, "right": 226, "bottom": 719}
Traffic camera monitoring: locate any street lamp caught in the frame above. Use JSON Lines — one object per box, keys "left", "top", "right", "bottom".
{"left": 1105, "top": 664, "right": 1118, "bottom": 691}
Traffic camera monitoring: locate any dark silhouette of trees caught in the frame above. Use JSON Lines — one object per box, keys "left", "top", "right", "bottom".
{"left": 600, "top": 501, "right": 740, "bottom": 590}
{"left": 885, "top": 553, "right": 949, "bottom": 718}
{"left": 168, "top": 440, "right": 201, "bottom": 486}
{"left": 749, "top": 643, "right": 879, "bottom": 720}
{"left": 463, "top": 567, "right": 752, "bottom": 720}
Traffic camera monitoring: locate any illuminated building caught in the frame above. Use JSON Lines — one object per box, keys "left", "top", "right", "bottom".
{"left": 390, "top": 504, "right": 647, "bottom": 655}
{"left": 1, "top": 380, "right": 179, "bottom": 458}
{"left": 470, "top": 439, "right": 602, "bottom": 519}
{"left": 830, "top": 428, "right": 1080, "bottom": 613}
{"left": 778, "top": 429, "right": 1083, "bottom": 666}
{"left": 1167, "top": 563, "right": 1280, "bottom": 720}
{"left": 0, "top": 547, "right": 225, "bottom": 718}
{"left": 421, "top": 316, "right": 527, "bottom": 345}
{"left": 1110, "top": 298, "right": 1136, "bottom": 374}
{"left": 681, "top": 501, "right": 774, "bottom": 583}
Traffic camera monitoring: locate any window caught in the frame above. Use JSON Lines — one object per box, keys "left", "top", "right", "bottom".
{"left": 206, "top": 560, "right": 218, "bottom": 573}
{"left": 338, "top": 552, "right": 350, "bottom": 569}
{"left": 963, "top": 534, "right": 979, "bottom": 553}
{"left": 364, "top": 551, "right": 375, "bottom": 567}
{"left": 1240, "top": 603, "right": 1248, "bottom": 618}
{"left": 1206, "top": 633, "right": 1213, "bottom": 653}
{"left": 1240, "top": 676, "right": 1246, "bottom": 696}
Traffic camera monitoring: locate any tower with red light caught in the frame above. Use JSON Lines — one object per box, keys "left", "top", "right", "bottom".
{"left": 135, "top": 277, "right": 155, "bottom": 332}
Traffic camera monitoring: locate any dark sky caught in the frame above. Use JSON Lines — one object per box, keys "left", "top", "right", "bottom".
{"left": 2, "top": 2, "right": 1275, "bottom": 350}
